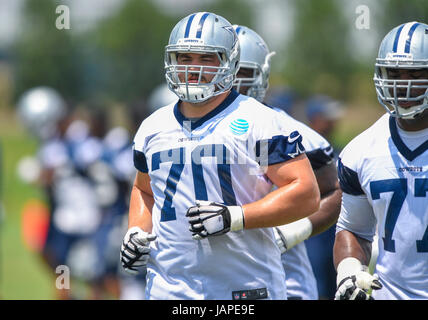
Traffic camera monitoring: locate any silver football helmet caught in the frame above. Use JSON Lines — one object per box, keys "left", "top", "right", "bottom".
{"left": 233, "top": 25, "right": 275, "bottom": 102}
{"left": 17, "top": 86, "right": 67, "bottom": 140}
{"left": 374, "top": 21, "right": 428, "bottom": 119}
{"left": 165, "top": 12, "right": 240, "bottom": 104}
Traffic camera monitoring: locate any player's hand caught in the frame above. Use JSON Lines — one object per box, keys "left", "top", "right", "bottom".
{"left": 335, "top": 257, "right": 382, "bottom": 300}
{"left": 273, "top": 217, "right": 313, "bottom": 253}
{"left": 120, "top": 226, "right": 157, "bottom": 275}
{"left": 186, "top": 201, "right": 244, "bottom": 240}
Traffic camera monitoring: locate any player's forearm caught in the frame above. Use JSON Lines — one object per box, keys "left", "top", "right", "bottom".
{"left": 333, "top": 229, "right": 372, "bottom": 269}
{"left": 308, "top": 187, "right": 342, "bottom": 236}
{"left": 242, "top": 178, "right": 320, "bottom": 229}
{"left": 128, "top": 184, "right": 154, "bottom": 232}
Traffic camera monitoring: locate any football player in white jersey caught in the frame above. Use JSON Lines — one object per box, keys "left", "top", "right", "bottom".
{"left": 120, "top": 12, "right": 321, "bottom": 300}
{"left": 334, "top": 21, "right": 428, "bottom": 300}
{"left": 233, "top": 25, "right": 342, "bottom": 300}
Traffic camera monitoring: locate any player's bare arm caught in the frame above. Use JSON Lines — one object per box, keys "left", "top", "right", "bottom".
{"left": 187, "top": 153, "right": 320, "bottom": 240}
{"left": 309, "top": 161, "right": 342, "bottom": 236}
{"left": 333, "top": 229, "right": 372, "bottom": 268}
{"left": 273, "top": 154, "right": 341, "bottom": 253}
{"left": 120, "top": 171, "right": 156, "bottom": 275}
{"left": 333, "top": 229, "right": 381, "bottom": 300}
{"left": 128, "top": 171, "right": 154, "bottom": 232}
{"left": 243, "top": 153, "right": 320, "bottom": 229}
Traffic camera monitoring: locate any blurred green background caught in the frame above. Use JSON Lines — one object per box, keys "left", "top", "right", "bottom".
{"left": 0, "top": 0, "right": 427, "bottom": 299}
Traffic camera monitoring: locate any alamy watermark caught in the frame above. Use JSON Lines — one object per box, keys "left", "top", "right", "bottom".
{"left": 55, "top": 265, "right": 70, "bottom": 290}
{"left": 56, "top": 5, "right": 70, "bottom": 30}
{"left": 355, "top": 5, "right": 370, "bottom": 30}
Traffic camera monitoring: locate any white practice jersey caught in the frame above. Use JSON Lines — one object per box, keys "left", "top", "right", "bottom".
{"left": 337, "top": 113, "right": 428, "bottom": 299}
{"left": 39, "top": 137, "right": 102, "bottom": 235}
{"left": 133, "top": 90, "right": 306, "bottom": 300}
{"left": 273, "top": 107, "right": 333, "bottom": 300}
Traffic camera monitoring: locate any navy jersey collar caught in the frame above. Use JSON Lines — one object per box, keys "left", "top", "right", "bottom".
{"left": 174, "top": 89, "right": 240, "bottom": 131}
{"left": 389, "top": 116, "right": 428, "bottom": 161}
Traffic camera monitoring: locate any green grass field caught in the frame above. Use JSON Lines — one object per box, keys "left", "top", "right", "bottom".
{"left": 1, "top": 108, "right": 55, "bottom": 299}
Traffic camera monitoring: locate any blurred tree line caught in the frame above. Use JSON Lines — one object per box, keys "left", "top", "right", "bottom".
{"left": 282, "top": 0, "right": 428, "bottom": 100}
{"left": 11, "top": 0, "right": 252, "bottom": 110}
{"left": 9, "top": 0, "right": 428, "bottom": 112}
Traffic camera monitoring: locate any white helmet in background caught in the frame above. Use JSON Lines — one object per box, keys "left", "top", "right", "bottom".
{"left": 147, "top": 83, "right": 178, "bottom": 114}
{"left": 17, "top": 86, "right": 67, "bottom": 140}
{"left": 233, "top": 25, "right": 276, "bottom": 102}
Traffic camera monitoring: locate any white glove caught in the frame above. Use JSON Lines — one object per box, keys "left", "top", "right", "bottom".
{"left": 335, "top": 257, "right": 382, "bottom": 300}
{"left": 120, "top": 226, "right": 157, "bottom": 275}
{"left": 186, "top": 201, "right": 244, "bottom": 240}
{"left": 273, "top": 217, "right": 313, "bottom": 253}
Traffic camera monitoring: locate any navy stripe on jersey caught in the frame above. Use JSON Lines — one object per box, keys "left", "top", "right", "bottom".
{"left": 389, "top": 116, "right": 428, "bottom": 161}
{"left": 173, "top": 89, "right": 240, "bottom": 131}
{"left": 337, "top": 157, "right": 364, "bottom": 195}
{"left": 306, "top": 147, "right": 334, "bottom": 170}
{"left": 133, "top": 149, "right": 149, "bottom": 173}
{"left": 255, "top": 131, "right": 305, "bottom": 166}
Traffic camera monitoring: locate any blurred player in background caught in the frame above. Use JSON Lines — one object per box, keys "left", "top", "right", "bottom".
{"left": 305, "top": 95, "right": 344, "bottom": 150}
{"left": 302, "top": 95, "right": 345, "bottom": 299}
{"left": 146, "top": 83, "right": 178, "bottom": 115}
{"left": 120, "top": 12, "right": 320, "bottom": 300}
{"left": 334, "top": 21, "right": 428, "bottom": 300}
{"left": 233, "top": 25, "right": 342, "bottom": 299}
{"left": 264, "top": 86, "right": 296, "bottom": 116}
{"left": 118, "top": 84, "right": 177, "bottom": 300}
{"left": 16, "top": 88, "right": 135, "bottom": 299}
{"left": 17, "top": 86, "right": 91, "bottom": 299}
{"left": 78, "top": 104, "right": 136, "bottom": 299}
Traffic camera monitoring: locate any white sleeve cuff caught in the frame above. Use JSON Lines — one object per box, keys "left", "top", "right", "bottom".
{"left": 275, "top": 217, "right": 313, "bottom": 250}
{"left": 229, "top": 206, "right": 244, "bottom": 232}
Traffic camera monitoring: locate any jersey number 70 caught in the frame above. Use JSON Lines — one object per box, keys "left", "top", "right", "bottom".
{"left": 152, "top": 144, "right": 237, "bottom": 221}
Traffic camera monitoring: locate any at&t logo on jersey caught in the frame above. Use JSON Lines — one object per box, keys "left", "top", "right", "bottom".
{"left": 229, "top": 119, "right": 249, "bottom": 135}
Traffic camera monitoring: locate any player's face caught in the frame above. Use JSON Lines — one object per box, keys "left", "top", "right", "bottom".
{"left": 386, "top": 68, "right": 428, "bottom": 108}
{"left": 235, "top": 67, "right": 254, "bottom": 95}
{"left": 176, "top": 53, "right": 220, "bottom": 84}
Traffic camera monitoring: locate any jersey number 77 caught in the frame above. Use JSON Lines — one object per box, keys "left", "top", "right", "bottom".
{"left": 370, "top": 178, "right": 428, "bottom": 253}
